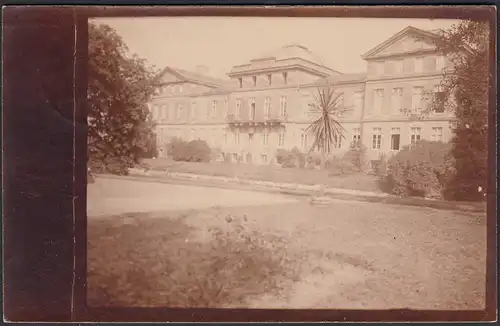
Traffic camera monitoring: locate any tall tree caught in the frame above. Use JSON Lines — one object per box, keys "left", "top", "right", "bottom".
{"left": 306, "top": 83, "right": 349, "bottom": 170}
{"left": 426, "top": 21, "right": 490, "bottom": 201}
{"left": 88, "top": 23, "right": 159, "bottom": 174}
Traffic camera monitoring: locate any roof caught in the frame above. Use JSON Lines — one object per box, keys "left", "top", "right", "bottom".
{"left": 157, "top": 66, "right": 230, "bottom": 88}
{"left": 306, "top": 72, "right": 367, "bottom": 87}
{"left": 361, "top": 26, "right": 439, "bottom": 59}
{"left": 254, "top": 44, "right": 328, "bottom": 67}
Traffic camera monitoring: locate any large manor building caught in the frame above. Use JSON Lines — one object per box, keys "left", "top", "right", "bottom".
{"left": 148, "top": 26, "right": 454, "bottom": 165}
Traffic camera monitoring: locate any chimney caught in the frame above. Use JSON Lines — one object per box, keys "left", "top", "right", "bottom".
{"left": 195, "top": 65, "right": 209, "bottom": 76}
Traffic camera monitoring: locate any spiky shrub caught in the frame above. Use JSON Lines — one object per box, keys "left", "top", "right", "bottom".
{"left": 306, "top": 84, "right": 349, "bottom": 169}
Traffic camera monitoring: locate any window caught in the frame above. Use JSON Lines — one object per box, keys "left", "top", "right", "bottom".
{"left": 250, "top": 98, "right": 256, "bottom": 120}
{"left": 151, "top": 104, "right": 158, "bottom": 119}
{"left": 436, "top": 55, "right": 445, "bottom": 71}
{"left": 179, "top": 84, "right": 183, "bottom": 93}
{"left": 394, "top": 60, "right": 404, "bottom": 74}
{"left": 261, "top": 154, "right": 268, "bottom": 164}
{"left": 267, "top": 74, "right": 272, "bottom": 85}
{"left": 374, "top": 89, "right": 384, "bottom": 114}
{"left": 224, "top": 98, "right": 228, "bottom": 117}
{"left": 390, "top": 128, "right": 401, "bottom": 150}
{"left": 280, "top": 96, "right": 287, "bottom": 117}
{"left": 334, "top": 134, "right": 342, "bottom": 149}
{"left": 414, "top": 57, "right": 424, "bottom": 73}
{"left": 248, "top": 133, "right": 254, "bottom": 145}
{"left": 433, "top": 85, "right": 446, "bottom": 113}
{"left": 431, "top": 127, "right": 443, "bottom": 142}
{"left": 177, "top": 104, "right": 183, "bottom": 119}
{"left": 238, "top": 77, "right": 243, "bottom": 88}
{"left": 223, "top": 133, "right": 227, "bottom": 145}
{"left": 211, "top": 100, "right": 217, "bottom": 119}
{"left": 191, "top": 102, "right": 197, "bottom": 120}
{"left": 264, "top": 97, "right": 271, "bottom": 118}
{"left": 411, "top": 87, "right": 424, "bottom": 113}
{"left": 236, "top": 99, "right": 241, "bottom": 117}
{"left": 164, "top": 104, "right": 170, "bottom": 120}
{"left": 282, "top": 72, "right": 288, "bottom": 84}
{"left": 301, "top": 133, "right": 308, "bottom": 149}
{"left": 410, "top": 127, "right": 421, "bottom": 146}
{"left": 372, "top": 127, "right": 382, "bottom": 149}
{"left": 352, "top": 128, "right": 361, "bottom": 147}
{"left": 252, "top": 76, "right": 257, "bottom": 86}
{"left": 337, "top": 92, "right": 344, "bottom": 107}
{"left": 391, "top": 88, "right": 403, "bottom": 114}
{"left": 262, "top": 132, "right": 269, "bottom": 145}
{"left": 234, "top": 132, "right": 240, "bottom": 144}
{"left": 278, "top": 133, "right": 285, "bottom": 147}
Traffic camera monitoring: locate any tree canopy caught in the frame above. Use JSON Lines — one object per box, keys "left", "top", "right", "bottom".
{"left": 88, "top": 23, "right": 159, "bottom": 174}
{"left": 429, "top": 20, "right": 490, "bottom": 201}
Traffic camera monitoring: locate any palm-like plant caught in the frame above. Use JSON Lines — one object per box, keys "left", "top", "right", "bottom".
{"left": 306, "top": 83, "right": 350, "bottom": 169}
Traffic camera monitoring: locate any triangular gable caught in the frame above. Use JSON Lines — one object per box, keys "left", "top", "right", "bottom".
{"left": 157, "top": 67, "right": 189, "bottom": 85}
{"left": 362, "top": 26, "right": 439, "bottom": 60}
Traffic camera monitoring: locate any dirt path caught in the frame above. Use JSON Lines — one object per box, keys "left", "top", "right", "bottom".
{"left": 87, "top": 177, "right": 298, "bottom": 217}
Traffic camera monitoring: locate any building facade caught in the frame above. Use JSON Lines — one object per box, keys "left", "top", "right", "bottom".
{"left": 149, "top": 26, "right": 454, "bottom": 165}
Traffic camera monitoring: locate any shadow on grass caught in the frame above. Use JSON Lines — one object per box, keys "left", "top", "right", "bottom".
{"left": 87, "top": 212, "right": 300, "bottom": 308}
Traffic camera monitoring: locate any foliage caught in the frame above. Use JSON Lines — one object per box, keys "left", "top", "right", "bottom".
{"left": 306, "top": 152, "right": 323, "bottom": 169}
{"left": 276, "top": 147, "right": 306, "bottom": 168}
{"left": 381, "top": 140, "right": 454, "bottom": 199}
{"left": 168, "top": 138, "right": 212, "bottom": 163}
{"left": 87, "top": 213, "right": 299, "bottom": 307}
{"left": 423, "top": 21, "right": 490, "bottom": 201}
{"left": 342, "top": 140, "right": 368, "bottom": 172}
{"left": 306, "top": 84, "right": 350, "bottom": 169}
{"left": 87, "top": 23, "right": 159, "bottom": 174}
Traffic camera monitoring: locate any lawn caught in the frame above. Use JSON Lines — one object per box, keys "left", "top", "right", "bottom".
{"left": 141, "top": 158, "right": 381, "bottom": 193}
{"left": 88, "top": 197, "right": 486, "bottom": 309}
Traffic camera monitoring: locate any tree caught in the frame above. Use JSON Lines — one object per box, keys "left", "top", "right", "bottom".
{"left": 424, "top": 21, "right": 490, "bottom": 201}
{"left": 87, "top": 23, "right": 159, "bottom": 174}
{"left": 306, "top": 83, "right": 349, "bottom": 170}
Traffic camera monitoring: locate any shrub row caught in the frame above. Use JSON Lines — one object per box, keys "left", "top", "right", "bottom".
{"left": 380, "top": 140, "right": 455, "bottom": 200}
{"left": 167, "top": 138, "right": 212, "bottom": 163}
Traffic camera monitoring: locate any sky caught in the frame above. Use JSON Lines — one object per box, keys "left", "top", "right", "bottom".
{"left": 91, "top": 16, "right": 459, "bottom": 79}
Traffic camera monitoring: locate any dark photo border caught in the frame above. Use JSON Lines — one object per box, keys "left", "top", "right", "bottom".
{"left": 2, "top": 4, "right": 497, "bottom": 323}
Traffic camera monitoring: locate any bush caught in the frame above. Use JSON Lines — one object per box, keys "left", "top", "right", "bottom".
{"left": 276, "top": 147, "right": 305, "bottom": 168}
{"left": 326, "top": 155, "right": 358, "bottom": 176}
{"left": 381, "top": 140, "right": 454, "bottom": 199}
{"left": 168, "top": 138, "right": 211, "bottom": 163}
{"left": 342, "top": 140, "right": 367, "bottom": 172}
{"left": 306, "top": 152, "right": 322, "bottom": 169}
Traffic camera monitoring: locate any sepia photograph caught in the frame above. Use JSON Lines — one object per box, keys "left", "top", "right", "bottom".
{"left": 86, "top": 12, "right": 491, "bottom": 311}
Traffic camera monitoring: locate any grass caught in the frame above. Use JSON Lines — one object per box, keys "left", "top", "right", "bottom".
{"left": 141, "top": 158, "right": 381, "bottom": 193}
{"left": 87, "top": 211, "right": 301, "bottom": 308}
{"left": 88, "top": 197, "right": 487, "bottom": 309}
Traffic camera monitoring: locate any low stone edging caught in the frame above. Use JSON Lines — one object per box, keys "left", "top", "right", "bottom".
{"left": 100, "top": 169, "right": 486, "bottom": 213}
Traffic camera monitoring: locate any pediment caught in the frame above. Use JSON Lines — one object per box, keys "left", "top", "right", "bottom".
{"left": 377, "top": 35, "right": 437, "bottom": 56}
{"left": 362, "top": 27, "right": 439, "bottom": 60}
{"left": 159, "top": 71, "right": 186, "bottom": 84}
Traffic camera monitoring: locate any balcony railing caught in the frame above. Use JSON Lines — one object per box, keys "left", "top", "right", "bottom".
{"left": 226, "top": 114, "right": 287, "bottom": 126}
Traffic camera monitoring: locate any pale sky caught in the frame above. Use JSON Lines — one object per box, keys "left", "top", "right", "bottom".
{"left": 92, "top": 17, "right": 459, "bottom": 79}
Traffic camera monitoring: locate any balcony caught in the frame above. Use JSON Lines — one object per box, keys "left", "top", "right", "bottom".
{"left": 226, "top": 114, "right": 287, "bottom": 128}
